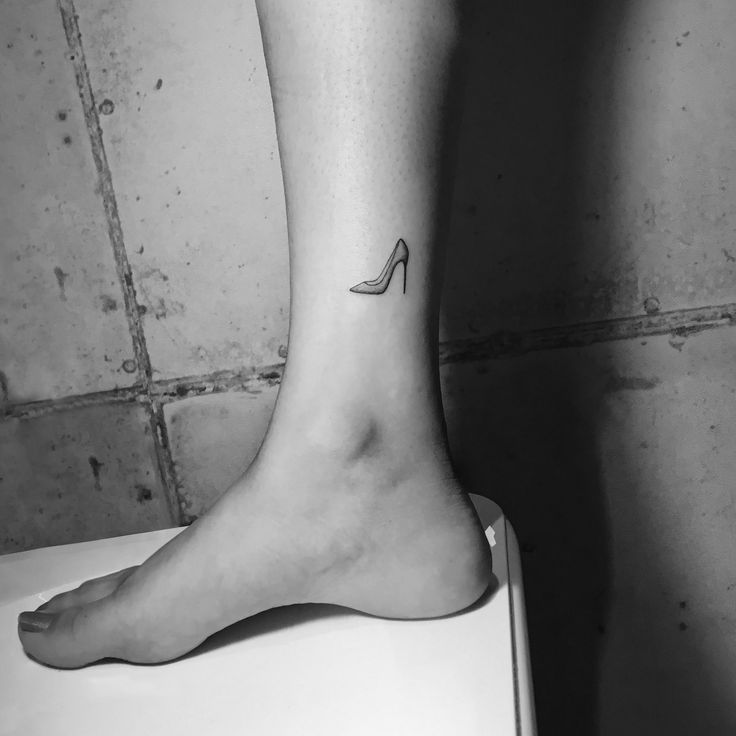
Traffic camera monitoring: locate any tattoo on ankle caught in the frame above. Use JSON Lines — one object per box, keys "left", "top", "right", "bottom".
{"left": 349, "top": 238, "right": 409, "bottom": 295}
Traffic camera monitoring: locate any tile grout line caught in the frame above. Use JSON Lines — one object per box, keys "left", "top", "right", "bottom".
{"left": 57, "top": 0, "right": 181, "bottom": 525}
{"left": 439, "top": 300, "right": 736, "bottom": 364}
{"left": 5, "top": 300, "right": 735, "bottom": 421}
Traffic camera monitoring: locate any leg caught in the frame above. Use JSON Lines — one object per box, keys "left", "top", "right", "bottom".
{"left": 18, "top": 0, "right": 490, "bottom": 668}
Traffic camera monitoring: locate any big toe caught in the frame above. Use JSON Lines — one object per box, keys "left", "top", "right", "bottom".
{"left": 18, "top": 597, "right": 125, "bottom": 669}
{"left": 38, "top": 567, "right": 137, "bottom": 615}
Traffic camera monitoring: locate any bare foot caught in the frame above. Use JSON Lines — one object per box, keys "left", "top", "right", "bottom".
{"left": 17, "top": 412, "right": 491, "bottom": 668}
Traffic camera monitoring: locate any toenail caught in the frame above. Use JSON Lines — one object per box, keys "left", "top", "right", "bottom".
{"left": 18, "top": 611, "right": 54, "bottom": 633}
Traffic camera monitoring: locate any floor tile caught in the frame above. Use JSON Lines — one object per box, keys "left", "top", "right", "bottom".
{"left": 442, "top": 327, "right": 736, "bottom": 735}
{"left": 1, "top": 403, "right": 173, "bottom": 554}
{"left": 0, "top": 0, "right": 137, "bottom": 402}
{"left": 164, "top": 387, "right": 278, "bottom": 520}
{"left": 75, "top": 0, "right": 289, "bottom": 380}
{"left": 442, "top": 0, "right": 736, "bottom": 340}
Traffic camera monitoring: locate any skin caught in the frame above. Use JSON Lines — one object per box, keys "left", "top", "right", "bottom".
{"left": 17, "top": 0, "right": 491, "bottom": 669}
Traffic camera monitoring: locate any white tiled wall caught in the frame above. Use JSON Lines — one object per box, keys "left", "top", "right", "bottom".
{"left": 0, "top": 0, "right": 137, "bottom": 401}
{"left": 1, "top": 1, "right": 735, "bottom": 734}
{"left": 76, "top": 0, "right": 290, "bottom": 380}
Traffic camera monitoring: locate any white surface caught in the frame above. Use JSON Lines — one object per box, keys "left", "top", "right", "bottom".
{"left": 0, "top": 495, "right": 535, "bottom": 736}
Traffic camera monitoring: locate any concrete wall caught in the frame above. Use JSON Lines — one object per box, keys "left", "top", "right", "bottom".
{"left": 1, "top": 1, "right": 735, "bottom": 733}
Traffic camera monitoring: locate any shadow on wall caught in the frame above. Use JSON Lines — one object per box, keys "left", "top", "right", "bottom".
{"left": 446, "top": 1, "right": 735, "bottom": 734}
{"left": 443, "top": 1, "right": 624, "bottom": 733}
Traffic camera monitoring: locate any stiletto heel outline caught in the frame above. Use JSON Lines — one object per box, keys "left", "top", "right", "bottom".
{"left": 349, "top": 238, "right": 409, "bottom": 295}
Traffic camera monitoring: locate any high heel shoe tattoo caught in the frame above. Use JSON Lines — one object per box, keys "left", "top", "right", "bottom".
{"left": 349, "top": 238, "right": 409, "bottom": 295}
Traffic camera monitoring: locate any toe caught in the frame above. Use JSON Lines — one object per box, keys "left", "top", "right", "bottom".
{"left": 18, "top": 597, "right": 125, "bottom": 669}
{"left": 38, "top": 567, "right": 137, "bottom": 614}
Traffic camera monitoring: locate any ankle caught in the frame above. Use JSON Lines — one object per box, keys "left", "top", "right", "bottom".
{"left": 263, "top": 391, "right": 455, "bottom": 480}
